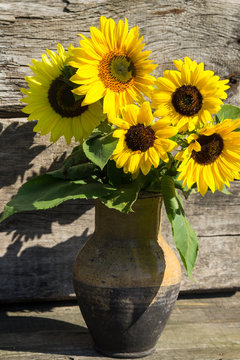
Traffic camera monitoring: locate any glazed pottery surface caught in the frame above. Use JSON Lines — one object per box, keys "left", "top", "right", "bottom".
{"left": 73, "top": 193, "right": 181, "bottom": 358}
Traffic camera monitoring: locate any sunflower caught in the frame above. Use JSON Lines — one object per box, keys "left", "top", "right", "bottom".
{"left": 68, "top": 16, "right": 157, "bottom": 120}
{"left": 21, "top": 43, "right": 105, "bottom": 144}
{"left": 110, "top": 102, "right": 178, "bottom": 177}
{"left": 151, "top": 57, "right": 230, "bottom": 132}
{"left": 176, "top": 118, "right": 240, "bottom": 196}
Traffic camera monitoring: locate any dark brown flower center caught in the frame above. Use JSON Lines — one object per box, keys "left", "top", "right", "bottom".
{"left": 48, "top": 77, "right": 88, "bottom": 117}
{"left": 172, "top": 85, "right": 203, "bottom": 116}
{"left": 125, "top": 124, "right": 156, "bottom": 152}
{"left": 192, "top": 133, "right": 224, "bottom": 165}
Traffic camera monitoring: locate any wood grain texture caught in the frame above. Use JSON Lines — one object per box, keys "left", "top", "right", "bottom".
{"left": 0, "top": 292, "right": 239, "bottom": 359}
{"left": 0, "top": 0, "right": 239, "bottom": 117}
{"left": 0, "top": 120, "right": 239, "bottom": 302}
{"left": 0, "top": 0, "right": 240, "bottom": 301}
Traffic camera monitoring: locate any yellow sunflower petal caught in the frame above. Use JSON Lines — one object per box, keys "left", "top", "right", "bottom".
{"left": 173, "top": 59, "right": 183, "bottom": 71}
{"left": 109, "top": 116, "right": 130, "bottom": 129}
{"left": 127, "top": 153, "right": 142, "bottom": 173}
{"left": 177, "top": 118, "right": 240, "bottom": 195}
{"left": 113, "top": 129, "right": 127, "bottom": 138}
{"left": 137, "top": 101, "right": 153, "bottom": 126}
{"left": 151, "top": 57, "right": 229, "bottom": 131}
{"left": 156, "top": 77, "right": 177, "bottom": 92}
{"left": 113, "top": 149, "right": 131, "bottom": 168}
{"left": 110, "top": 102, "right": 177, "bottom": 175}
{"left": 82, "top": 81, "right": 106, "bottom": 105}
{"left": 21, "top": 44, "right": 104, "bottom": 144}
{"left": 148, "top": 147, "right": 160, "bottom": 167}
{"left": 140, "top": 157, "right": 152, "bottom": 175}
{"left": 69, "top": 17, "right": 156, "bottom": 118}
{"left": 154, "top": 125, "right": 178, "bottom": 139}
{"left": 122, "top": 104, "right": 139, "bottom": 126}
{"left": 202, "top": 165, "right": 215, "bottom": 193}
{"left": 103, "top": 89, "right": 117, "bottom": 119}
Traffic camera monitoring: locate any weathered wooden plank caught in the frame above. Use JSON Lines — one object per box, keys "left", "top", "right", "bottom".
{"left": 0, "top": 118, "right": 74, "bottom": 202}
{"left": 0, "top": 292, "right": 239, "bottom": 359}
{"left": 0, "top": 0, "right": 239, "bottom": 117}
{"left": 1, "top": 349, "right": 239, "bottom": 360}
{"left": 0, "top": 110, "right": 240, "bottom": 302}
{"left": 0, "top": 117, "right": 240, "bottom": 301}
{"left": 0, "top": 0, "right": 240, "bottom": 301}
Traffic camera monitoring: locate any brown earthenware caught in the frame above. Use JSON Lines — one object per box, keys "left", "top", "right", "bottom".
{"left": 73, "top": 193, "right": 181, "bottom": 358}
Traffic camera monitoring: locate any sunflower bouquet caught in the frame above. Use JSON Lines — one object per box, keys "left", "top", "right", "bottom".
{"left": 1, "top": 17, "right": 240, "bottom": 278}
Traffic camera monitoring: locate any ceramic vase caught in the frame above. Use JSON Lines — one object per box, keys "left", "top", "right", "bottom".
{"left": 73, "top": 193, "right": 181, "bottom": 358}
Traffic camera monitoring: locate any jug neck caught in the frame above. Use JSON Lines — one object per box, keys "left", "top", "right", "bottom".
{"left": 94, "top": 193, "right": 162, "bottom": 243}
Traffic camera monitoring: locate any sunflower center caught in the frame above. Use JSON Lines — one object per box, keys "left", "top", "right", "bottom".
{"left": 125, "top": 124, "right": 156, "bottom": 152}
{"left": 110, "top": 56, "right": 136, "bottom": 83}
{"left": 98, "top": 50, "right": 136, "bottom": 92}
{"left": 172, "top": 85, "right": 203, "bottom": 116}
{"left": 192, "top": 133, "right": 224, "bottom": 165}
{"left": 48, "top": 77, "right": 88, "bottom": 117}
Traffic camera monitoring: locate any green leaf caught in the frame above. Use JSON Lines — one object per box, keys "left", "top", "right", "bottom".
{"left": 145, "top": 180, "right": 162, "bottom": 193}
{"left": 174, "top": 179, "right": 196, "bottom": 199}
{"left": 100, "top": 175, "right": 145, "bottom": 213}
{"left": 106, "top": 160, "right": 132, "bottom": 186}
{"left": 161, "top": 175, "right": 199, "bottom": 279}
{"left": 91, "top": 120, "right": 112, "bottom": 135}
{"left": 62, "top": 145, "right": 88, "bottom": 168}
{"left": 83, "top": 121, "right": 118, "bottom": 170}
{"left": 144, "top": 167, "right": 165, "bottom": 193}
{"left": 0, "top": 174, "right": 115, "bottom": 223}
{"left": 216, "top": 105, "right": 240, "bottom": 123}
{"left": 49, "top": 162, "right": 100, "bottom": 181}
{"left": 48, "top": 145, "right": 105, "bottom": 182}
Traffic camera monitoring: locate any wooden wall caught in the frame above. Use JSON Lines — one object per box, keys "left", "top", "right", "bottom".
{"left": 0, "top": 0, "right": 239, "bottom": 302}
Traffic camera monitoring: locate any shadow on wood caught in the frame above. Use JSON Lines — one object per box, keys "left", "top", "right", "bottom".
{"left": 0, "top": 120, "right": 70, "bottom": 192}
{"left": 0, "top": 311, "right": 95, "bottom": 357}
{"left": 0, "top": 220, "right": 92, "bottom": 302}
{"left": 0, "top": 121, "right": 46, "bottom": 189}
{"left": 0, "top": 292, "right": 239, "bottom": 359}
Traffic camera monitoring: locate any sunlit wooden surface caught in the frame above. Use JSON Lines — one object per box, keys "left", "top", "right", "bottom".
{"left": 0, "top": 292, "right": 239, "bottom": 360}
